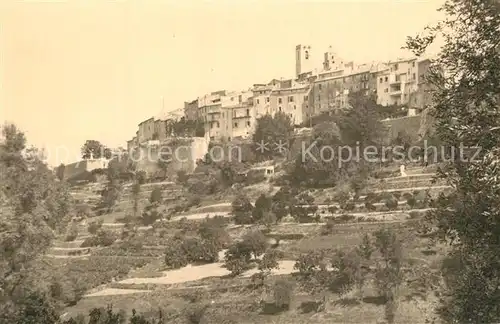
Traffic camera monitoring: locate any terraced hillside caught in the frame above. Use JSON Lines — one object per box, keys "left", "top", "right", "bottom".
{"left": 55, "top": 164, "right": 448, "bottom": 323}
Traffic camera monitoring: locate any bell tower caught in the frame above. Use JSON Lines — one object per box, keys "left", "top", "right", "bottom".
{"left": 295, "top": 44, "right": 313, "bottom": 77}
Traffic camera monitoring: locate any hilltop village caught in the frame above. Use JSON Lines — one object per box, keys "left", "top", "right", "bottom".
{"left": 2, "top": 2, "right": 500, "bottom": 322}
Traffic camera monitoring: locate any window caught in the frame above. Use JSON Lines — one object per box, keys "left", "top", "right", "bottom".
{"left": 379, "top": 78, "right": 383, "bottom": 83}
{"left": 319, "top": 84, "right": 322, "bottom": 90}
{"left": 288, "top": 96, "right": 294, "bottom": 102}
{"left": 278, "top": 98, "right": 282, "bottom": 104}
{"left": 305, "top": 51, "right": 309, "bottom": 59}
{"left": 412, "top": 73, "right": 416, "bottom": 80}
{"left": 228, "top": 137, "right": 231, "bottom": 141}
{"left": 246, "top": 109, "right": 250, "bottom": 116}
{"left": 238, "top": 95, "right": 242, "bottom": 102}
{"left": 412, "top": 61, "right": 415, "bottom": 67}
{"left": 247, "top": 121, "right": 250, "bottom": 127}
{"left": 394, "top": 63, "right": 399, "bottom": 70}
{"left": 384, "top": 88, "right": 388, "bottom": 93}
{"left": 266, "top": 97, "right": 270, "bottom": 103}
{"left": 294, "top": 105, "right": 296, "bottom": 110}
{"left": 256, "top": 99, "right": 260, "bottom": 104}
{"left": 234, "top": 122, "right": 238, "bottom": 128}
{"left": 304, "top": 96, "right": 308, "bottom": 101}
{"left": 384, "top": 76, "right": 388, "bottom": 82}
{"left": 279, "top": 107, "right": 282, "bottom": 112}
{"left": 216, "top": 122, "right": 220, "bottom": 128}
{"left": 230, "top": 97, "right": 234, "bottom": 101}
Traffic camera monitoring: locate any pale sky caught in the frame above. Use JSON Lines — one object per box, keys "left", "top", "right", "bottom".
{"left": 0, "top": 0, "right": 444, "bottom": 166}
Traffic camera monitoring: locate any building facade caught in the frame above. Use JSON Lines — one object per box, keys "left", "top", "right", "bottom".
{"left": 310, "top": 62, "right": 379, "bottom": 115}
{"left": 269, "top": 80, "right": 311, "bottom": 126}
{"left": 184, "top": 99, "right": 199, "bottom": 121}
{"left": 376, "top": 57, "right": 432, "bottom": 108}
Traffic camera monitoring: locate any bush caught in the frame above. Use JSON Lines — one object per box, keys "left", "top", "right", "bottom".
{"left": 187, "top": 196, "right": 201, "bottom": 208}
{"left": 65, "top": 223, "right": 79, "bottom": 242}
{"left": 321, "top": 219, "right": 336, "bottom": 235}
{"left": 384, "top": 195, "right": 399, "bottom": 210}
{"left": 141, "top": 205, "right": 162, "bottom": 226}
{"left": 149, "top": 187, "right": 162, "bottom": 204}
{"left": 164, "top": 240, "right": 189, "bottom": 269}
{"left": 406, "top": 196, "right": 417, "bottom": 209}
{"left": 87, "top": 219, "right": 103, "bottom": 235}
{"left": 81, "top": 229, "right": 116, "bottom": 247}
{"left": 327, "top": 205, "right": 338, "bottom": 214}
{"left": 273, "top": 279, "right": 294, "bottom": 310}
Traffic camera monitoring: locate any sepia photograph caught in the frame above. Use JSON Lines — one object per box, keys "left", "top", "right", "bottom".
{"left": 1, "top": 0, "right": 499, "bottom": 323}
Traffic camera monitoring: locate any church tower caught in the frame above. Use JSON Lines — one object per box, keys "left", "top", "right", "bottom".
{"left": 295, "top": 44, "right": 313, "bottom": 77}
{"left": 323, "top": 46, "right": 342, "bottom": 71}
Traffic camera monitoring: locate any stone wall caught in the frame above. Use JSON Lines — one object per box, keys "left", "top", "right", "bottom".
{"left": 382, "top": 115, "right": 422, "bottom": 143}
{"left": 64, "top": 158, "right": 110, "bottom": 180}
{"left": 135, "top": 137, "right": 209, "bottom": 177}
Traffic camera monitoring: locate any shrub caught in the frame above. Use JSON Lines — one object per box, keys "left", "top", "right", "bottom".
{"left": 409, "top": 210, "right": 425, "bottom": 219}
{"left": 335, "top": 190, "right": 350, "bottom": 209}
{"left": 135, "top": 170, "right": 147, "bottom": 184}
{"left": 406, "top": 196, "right": 417, "bottom": 209}
{"left": 365, "top": 202, "right": 377, "bottom": 211}
{"left": 385, "top": 195, "right": 399, "bottom": 210}
{"left": 187, "top": 196, "right": 201, "bottom": 208}
{"left": 65, "top": 223, "right": 79, "bottom": 242}
{"left": 321, "top": 219, "right": 336, "bottom": 235}
{"left": 81, "top": 229, "right": 116, "bottom": 247}
{"left": 273, "top": 279, "right": 294, "bottom": 310}
{"left": 343, "top": 201, "right": 356, "bottom": 211}
{"left": 164, "top": 240, "right": 189, "bottom": 269}
{"left": 177, "top": 170, "right": 189, "bottom": 185}
{"left": 149, "top": 187, "right": 162, "bottom": 204}
{"left": 327, "top": 205, "right": 338, "bottom": 214}
{"left": 88, "top": 219, "right": 104, "bottom": 235}
{"left": 141, "top": 206, "right": 162, "bottom": 226}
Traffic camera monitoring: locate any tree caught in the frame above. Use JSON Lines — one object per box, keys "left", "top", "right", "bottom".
{"left": 288, "top": 121, "right": 344, "bottom": 188}
{"left": 150, "top": 187, "right": 162, "bottom": 204}
{"left": 80, "top": 140, "right": 111, "bottom": 159}
{"left": 0, "top": 124, "right": 74, "bottom": 322}
{"left": 406, "top": 1, "right": 500, "bottom": 322}
{"left": 253, "top": 112, "right": 294, "bottom": 160}
{"left": 56, "top": 163, "right": 65, "bottom": 181}
{"left": 253, "top": 194, "right": 272, "bottom": 223}
{"left": 373, "top": 228, "right": 403, "bottom": 324}
{"left": 338, "top": 92, "right": 386, "bottom": 156}
{"left": 271, "top": 186, "right": 298, "bottom": 222}
{"left": 231, "top": 193, "right": 254, "bottom": 224}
